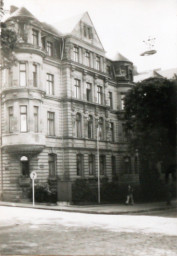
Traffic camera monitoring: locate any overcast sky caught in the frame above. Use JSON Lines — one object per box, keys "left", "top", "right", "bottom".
{"left": 3, "top": 0, "right": 177, "bottom": 72}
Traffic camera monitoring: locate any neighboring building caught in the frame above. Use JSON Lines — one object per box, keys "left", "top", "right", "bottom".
{"left": 0, "top": 6, "right": 139, "bottom": 202}
{"left": 134, "top": 68, "right": 177, "bottom": 83}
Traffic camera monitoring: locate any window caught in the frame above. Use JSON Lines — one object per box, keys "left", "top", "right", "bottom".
{"left": 121, "top": 94, "right": 125, "bottom": 110}
{"left": 73, "top": 46, "right": 79, "bottom": 62}
{"left": 47, "top": 111, "right": 55, "bottom": 136}
{"left": 74, "top": 79, "right": 81, "bottom": 99}
{"left": 89, "top": 154, "right": 95, "bottom": 175}
{"left": 107, "top": 65, "right": 111, "bottom": 76}
{"left": 124, "top": 156, "right": 131, "bottom": 173}
{"left": 48, "top": 154, "right": 56, "bottom": 177}
{"left": 86, "top": 82, "right": 92, "bottom": 102}
{"left": 20, "top": 156, "right": 29, "bottom": 177}
{"left": 8, "top": 68, "right": 13, "bottom": 87}
{"left": 77, "top": 154, "right": 83, "bottom": 176}
{"left": 46, "top": 41, "right": 53, "bottom": 56}
{"left": 111, "top": 156, "right": 116, "bottom": 176}
{"left": 108, "top": 91, "right": 113, "bottom": 109}
{"left": 96, "top": 56, "right": 100, "bottom": 70}
{"left": 8, "top": 106, "right": 13, "bottom": 133}
{"left": 20, "top": 106, "right": 27, "bottom": 132}
{"left": 88, "top": 115, "right": 93, "bottom": 139}
{"left": 34, "top": 106, "right": 39, "bottom": 133}
{"left": 46, "top": 73, "right": 54, "bottom": 95}
{"left": 97, "top": 86, "right": 103, "bottom": 104}
{"left": 83, "top": 25, "right": 92, "bottom": 39}
{"left": 110, "top": 122, "right": 114, "bottom": 142}
{"left": 85, "top": 51, "right": 90, "bottom": 66}
{"left": 32, "top": 64, "right": 37, "bottom": 87}
{"left": 76, "top": 113, "right": 82, "bottom": 138}
{"left": 19, "top": 63, "right": 26, "bottom": 87}
{"left": 32, "top": 29, "right": 39, "bottom": 46}
{"left": 98, "top": 117, "right": 104, "bottom": 140}
{"left": 134, "top": 156, "right": 138, "bottom": 173}
{"left": 100, "top": 155, "right": 105, "bottom": 175}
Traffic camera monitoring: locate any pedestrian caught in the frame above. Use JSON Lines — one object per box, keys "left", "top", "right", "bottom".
{"left": 125, "top": 185, "right": 134, "bottom": 205}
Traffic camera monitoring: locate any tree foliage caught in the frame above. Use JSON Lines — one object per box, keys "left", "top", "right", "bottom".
{"left": 0, "top": 22, "right": 18, "bottom": 69}
{"left": 124, "top": 78, "right": 176, "bottom": 189}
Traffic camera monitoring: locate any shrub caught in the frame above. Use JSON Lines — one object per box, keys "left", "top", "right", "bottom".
{"left": 28, "top": 183, "right": 57, "bottom": 203}
{"left": 72, "top": 179, "right": 97, "bottom": 203}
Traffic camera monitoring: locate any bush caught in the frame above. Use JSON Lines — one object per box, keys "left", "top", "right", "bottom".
{"left": 28, "top": 183, "right": 57, "bottom": 203}
{"left": 72, "top": 179, "right": 97, "bottom": 203}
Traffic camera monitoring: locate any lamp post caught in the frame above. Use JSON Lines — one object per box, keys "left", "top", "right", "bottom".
{"left": 96, "top": 118, "right": 101, "bottom": 204}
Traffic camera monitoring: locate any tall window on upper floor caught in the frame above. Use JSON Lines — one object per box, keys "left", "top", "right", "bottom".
{"left": 74, "top": 79, "right": 81, "bottom": 99}
{"left": 97, "top": 85, "right": 103, "bottom": 104}
{"left": 86, "top": 82, "right": 92, "bottom": 102}
{"left": 85, "top": 51, "right": 90, "bottom": 66}
{"left": 76, "top": 113, "right": 82, "bottom": 138}
{"left": 73, "top": 46, "right": 79, "bottom": 62}
{"left": 98, "top": 117, "right": 104, "bottom": 140}
{"left": 32, "top": 64, "right": 37, "bottom": 87}
{"left": 89, "top": 154, "right": 95, "bottom": 175}
{"left": 88, "top": 115, "right": 93, "bottom": 139}
{"left": 46, "top": 41, "right": 53, "bottom": 56}
{"left": 107, "top": 65, "right": 111, "bottom": 76}
{"left": 20, "top": 106, "right": 27, "bottom": 132}
{"left": 48, "top": 154, "right": 57, "bottom": 177}
{"left": 77, "top": 154, "right": 83, "bottom": 176}
{"left": 96, "top": 56, "right": 100, "bottom": 70}
{"left": 100, "top": 155, "right": 106, "bottom": 175}
{"left": 34, "top": 106, "right": 39, "bottom": 133}
{"left": 8, "top": 68, "right": 13, "bottom": 87}
{"left": 108, "top": 91, "right": 113, "bottom": 109}
{"left": 121, "top": 94, "right": 125, "bottom": 110}
{"left": 8, "top": 106, "right": 13, "bottom": 133}
{"left": 32, "top": 29, "right": 39, "bottom": 46}
{"left": 19, "top": 63, "right": 26, "bottom": 87}
{"left": 47, "top": 111, "right": 55, "bottom": 136}
{"left": 46, "top": 73, "right": 54, "bottom": 95}
{"left": 110, "top": 122, "right": 114, "bottom": 142}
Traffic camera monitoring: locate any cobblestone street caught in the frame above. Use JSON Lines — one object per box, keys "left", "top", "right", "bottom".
{"left": 0, "top": 206, "right": 177, "bottom": 255}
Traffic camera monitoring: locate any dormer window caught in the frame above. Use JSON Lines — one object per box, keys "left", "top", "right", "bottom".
{"left": 83, "top": 24, "right": 92, "bottom": 39}
{"left": 46, "top": 41, "right": 53, "bottom": 56}
{"left": 32, "top": 29, "right": 39, "bottom": 46}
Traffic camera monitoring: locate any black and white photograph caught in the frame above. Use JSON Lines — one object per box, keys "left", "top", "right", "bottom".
{"left": 0, "top": 0, "right": 177, "bottom": 255}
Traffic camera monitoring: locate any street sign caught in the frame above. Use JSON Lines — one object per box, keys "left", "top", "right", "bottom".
{"left": 30, "top": 171, "right": 37, "bottom": 206}
{"left": 30, "top": 171, "right": 37, "bottom": 180}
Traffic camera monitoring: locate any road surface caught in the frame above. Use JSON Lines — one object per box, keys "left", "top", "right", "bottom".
{"left": 0, "top": 206, "right": 177, "bottom": 255}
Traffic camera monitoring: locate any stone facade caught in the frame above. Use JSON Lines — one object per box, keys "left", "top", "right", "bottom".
{"left": 0, "top": 7, "right": 139, "bottom": 201}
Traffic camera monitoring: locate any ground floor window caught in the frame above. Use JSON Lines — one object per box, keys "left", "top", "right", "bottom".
{"left": 100, "top": 155, "right": 106, "bottom": 175}
{"left": 20, "top": 156, "right": 29, "bottom": 177}
{"left": 48, "top": 154, "right": 57, "bottom": 177}
{"left": 77, "top": 154, "right": 83, "bottom": 176}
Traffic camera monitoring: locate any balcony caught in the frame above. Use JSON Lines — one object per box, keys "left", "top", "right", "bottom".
{"left": 2, "top": 133, "right": 45, "bottom": 153}
{"left": 16, "top": 42, "right": 46, "bottom": 57}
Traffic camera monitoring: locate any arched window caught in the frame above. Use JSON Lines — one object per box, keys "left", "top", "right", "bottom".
{"left": 77, "top": 154, "right": 83, "bottom": 176}
{"left": 48, "top": 154, "right": 57, "bottom": 177}
{"left": 20, "top": 156, "right": 29, "bottom": 177}
{"left": 88, "top": 115, "right": 93, "bottom": 139}
{"left": 76, "top": 113, "right": 82, "bottom": 138}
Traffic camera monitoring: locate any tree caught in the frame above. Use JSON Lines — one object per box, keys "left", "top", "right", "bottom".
{"left": 0, "top": 22, "right": 18, "bottom": 69}
{"left": 124, "top": 77, "right": 176, "bottom": 199}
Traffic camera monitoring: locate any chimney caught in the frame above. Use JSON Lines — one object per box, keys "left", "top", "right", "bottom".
{"left": 10, "top": 5, "right": 18, "bottom": 14}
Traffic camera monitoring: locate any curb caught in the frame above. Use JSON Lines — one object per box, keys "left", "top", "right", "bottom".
{"left": 0, "top": 202, "right": 176, "bottom": 215}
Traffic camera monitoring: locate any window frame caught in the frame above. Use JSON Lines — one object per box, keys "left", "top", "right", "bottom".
{"left": 76, "top": 113, "right": 82, "bottom": 138}
{"left": 96, "top": 56, "right": 100, "bottom": 70}
{"left": 86, "top": 82, "right": 92, "bottom": 102}
{"left": 32, "top": 29, "right": 39, "bottom": 46}
{"left": 97, "top": 85, "right": 103, "bottom": 104}
{"left": 110, "top": 122, "right": 114, "bottom": 142}
{"left": 74, "top": 79, "right": 81, "bottom": 99}
{"left": 88, "top": 115, "right": 93, "bottom": 139}
{"left": 48, "top": 153, "right": 57, "bottom": 177}
{"left": 34, "top": 106, "right": 39, "bottom": 133}
{"left": 32, "top": 64, "right": 37, "bottom": 87}
{"left": 46, "top": 73, "right": 54, "bottom": 95}
{"left": 8, "top": 106, "right": 13, "bottom": 133}
{"left": 73, "top": 46, "right": 79, "bottom": 62}
{"left": 89, "top": 154, "right": 95, "bottom": 175}
{"left": 108, "top": 91, "right": 113, "bottom": 109}
{"left": 100, "top": 155, "right": 106, "bottom": 176}
{"left": 20, "top": 105, "right": 27, "bottom": 132}
{"left": 47, "top": 111, "right": 55, "bottom": 136}
{"left": 46, "top": 41, "right": 53, "bottom": 56}
{"left": 76, "top": 154, "right": 83, "bottom": 176}
{"left": 19, "top": 63, "right": 26, "bottom": 87}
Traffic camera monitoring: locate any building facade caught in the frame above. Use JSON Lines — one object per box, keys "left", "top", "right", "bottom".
{"left": 0, "top": 6, "right": 139, "bottom": 202}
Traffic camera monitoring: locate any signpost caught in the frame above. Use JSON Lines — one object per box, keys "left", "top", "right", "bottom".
{"left": 30, "top": 171, "right": 37, "bottom": 206}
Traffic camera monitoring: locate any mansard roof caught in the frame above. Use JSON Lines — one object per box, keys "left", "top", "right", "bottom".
{"left": 113, "top": 53, "right": 132, "bottom": 63}
{"left": 6, "top": 7, "right": 37, "bottom": 20}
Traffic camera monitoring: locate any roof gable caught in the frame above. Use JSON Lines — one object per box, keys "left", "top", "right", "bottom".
{"left": 54, "top": 12, "right": 104, "bottom": 51}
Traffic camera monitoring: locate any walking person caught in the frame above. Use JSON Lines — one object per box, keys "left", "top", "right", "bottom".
{"left": 125, "top": 185, "right": 134, "bottom": 205}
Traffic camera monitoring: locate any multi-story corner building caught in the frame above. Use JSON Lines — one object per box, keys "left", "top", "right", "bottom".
{"left": 0, "top": 6, "right": 139, "bottom": 202}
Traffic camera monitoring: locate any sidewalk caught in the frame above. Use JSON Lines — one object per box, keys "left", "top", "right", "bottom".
{"left": 0, "top": 200, "right": 176, "bottom": 215}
